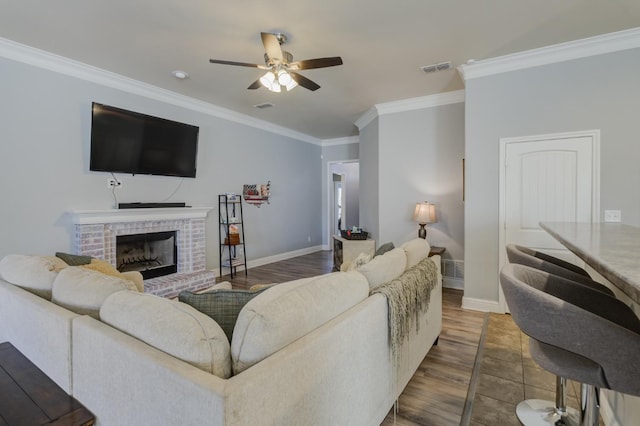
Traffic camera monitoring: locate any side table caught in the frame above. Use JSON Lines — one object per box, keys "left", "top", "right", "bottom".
{"left": 332, "top": 235, "right": 376, "bottom": 271}
{"left": 429, "top": 246, "right": 446, "bottom": 257}
{"left": 0, "top": 342, "right": 95, "bottom": 425}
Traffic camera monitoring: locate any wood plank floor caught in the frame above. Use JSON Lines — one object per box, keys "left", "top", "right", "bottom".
{"left": 220, "top": 250, "right": 488, "bottom": 426}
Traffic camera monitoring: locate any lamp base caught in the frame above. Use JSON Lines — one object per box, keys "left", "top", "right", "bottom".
{"left": 418, "top": 224, "right": 427, "bottom": 239}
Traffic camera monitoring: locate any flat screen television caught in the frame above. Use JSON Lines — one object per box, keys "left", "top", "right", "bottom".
{"left": 90, "top": 102, "right": 199, "bottom": 178}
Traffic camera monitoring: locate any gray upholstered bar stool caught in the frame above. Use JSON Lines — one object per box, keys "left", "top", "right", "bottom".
{"left": 506, "top": 244, "right": 616, "bottom": 425}
{"left": 500, "top": 264, "right": 640, "bottom": 426}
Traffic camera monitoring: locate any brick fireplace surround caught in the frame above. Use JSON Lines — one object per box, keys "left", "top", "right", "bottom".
{"left": 69, "top": 208, "right": 217, "bottom": 298}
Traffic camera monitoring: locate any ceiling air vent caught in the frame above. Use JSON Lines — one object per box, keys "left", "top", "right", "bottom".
{"left": 253, "top": 103, "right": 274, "bottom": 109}
{"left": 421, "top": 61, "right": 452, "bottom": 74}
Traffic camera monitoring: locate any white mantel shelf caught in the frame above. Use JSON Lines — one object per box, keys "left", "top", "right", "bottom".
{"left": 69, "top": 207, "right": 213, "bottom": 225}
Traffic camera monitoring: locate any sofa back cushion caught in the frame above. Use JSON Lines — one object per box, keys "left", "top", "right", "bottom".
{"left": 231, "top": 271, "right": 369, "bottom": 374}
{"left": 356, "top": 247, "right": 407, "bottom": 290}
{"left": 0, "top": 255, "right": 67, "bottom": 299}
{"left": 401, "top": 238, "right": 431, "bottom": 269}
{"left": 52, "top": 267, "right": 138, "bottom": 319}
{"left": 100, "top": 290, "right": 231, "bottom": 378}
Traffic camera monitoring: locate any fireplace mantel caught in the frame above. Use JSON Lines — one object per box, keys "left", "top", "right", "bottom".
{"left": 69, "top": 207, "right": 213, "bottom": 225}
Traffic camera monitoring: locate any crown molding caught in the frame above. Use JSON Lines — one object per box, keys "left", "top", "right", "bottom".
{"left": 354, "top": 90, "right": 465, "bottom": 130}
{"left": 459, "top": 26, "right": 640, "bottom": 81}
{"left": 354, "top": 107, "right": 378, "bottom": 131}
{"left": 0, "top": 37, "right": 321, "bottom": 145}
{"left": 375, "top": 90, "right": 465, "bottom": 116}
{"left": 321, "top": 136, "right": 359, "bottom": 147}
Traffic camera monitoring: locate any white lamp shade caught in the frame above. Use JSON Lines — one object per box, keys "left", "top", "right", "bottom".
{"left": 413, "top": 202, "right": 437, "bottom": 224}
{"left": 260, "top": 71, "right": 276, "bottom": 88}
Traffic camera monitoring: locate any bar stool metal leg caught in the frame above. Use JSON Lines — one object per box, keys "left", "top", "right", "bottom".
{"left": 580, "top": 384, "right": 600, "bottom": 426}
{"left": 515, "top": 376, "right": 579, "bottom": 426}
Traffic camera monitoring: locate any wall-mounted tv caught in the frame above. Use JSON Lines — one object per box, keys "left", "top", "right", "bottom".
{"left": 90, "top": 102, "right": 199, "bottom": 178}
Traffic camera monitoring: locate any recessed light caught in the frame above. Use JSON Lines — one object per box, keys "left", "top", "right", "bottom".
{"left": 171, "top": 70, "right": 189, "bottom": 80}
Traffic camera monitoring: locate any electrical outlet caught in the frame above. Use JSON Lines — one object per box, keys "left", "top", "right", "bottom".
{"left": 604, "top": 210, "right": 621, "bottom": 223}
{"left": 107, "top": 178, "right": 123, "bottom": 188}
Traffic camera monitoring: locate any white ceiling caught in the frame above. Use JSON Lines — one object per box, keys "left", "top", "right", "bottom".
{"left": 2, "top": 0, "right": 640, "bottom": 140}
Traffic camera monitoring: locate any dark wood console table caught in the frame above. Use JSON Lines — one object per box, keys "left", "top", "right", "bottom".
{"left": 0, "top": 342, "right": 95, "bottom": 425}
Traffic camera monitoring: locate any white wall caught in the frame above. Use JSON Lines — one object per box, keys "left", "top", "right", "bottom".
{"left": 0, "top": 55, "right": 323, "bottom": 269}
{"left": 358, "top": 117, "right": 380, "bottom": 240}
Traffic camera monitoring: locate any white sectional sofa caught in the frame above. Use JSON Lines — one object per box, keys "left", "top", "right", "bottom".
{"left": 0, "top": 239, "right": 442, "bottom": 426}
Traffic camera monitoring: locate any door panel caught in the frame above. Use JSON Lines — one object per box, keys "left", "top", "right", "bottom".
{"left": 506, "top": 137, "right": 594, "bottom": 255}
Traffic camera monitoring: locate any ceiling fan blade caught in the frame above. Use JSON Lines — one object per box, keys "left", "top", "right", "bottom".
{"left": 247, "top": 79, "right": 262, "bottom": 90}
{"left": 290, "top": 72, "right": 321, "bottom": 91}
{"left": 290, "top": 57, "right": 343, "bottom": 70}
{"left": 209, "top": 59, "right": 268, "bottom": 69}
{"left": 261, "top": 32, "right": 283, "bottom": 63}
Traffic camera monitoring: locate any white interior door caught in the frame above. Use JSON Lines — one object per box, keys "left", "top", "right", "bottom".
{"left": 499, "top": 130, "right": 600, "bottom": 312}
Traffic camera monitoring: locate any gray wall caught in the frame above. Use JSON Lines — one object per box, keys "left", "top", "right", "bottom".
{"left": 358, "top": 117, "right": 380, "bottom": 240}
{"left": 0, "top": 56, "right": 322, "bottom": 268}
{"left": 378, "top": 103, "right": 465, "bottom": 259}
{"left": 464, "top": 47, "right": 640, "bottom": 303}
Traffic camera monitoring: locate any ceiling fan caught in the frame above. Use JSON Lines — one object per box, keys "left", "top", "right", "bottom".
{"left": 209, "top": 32, "right": 343, "bottom": 92}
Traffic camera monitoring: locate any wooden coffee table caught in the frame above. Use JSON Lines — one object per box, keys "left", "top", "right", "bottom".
{"left": 0, "top": 342, "right": 95, "bottom": 425}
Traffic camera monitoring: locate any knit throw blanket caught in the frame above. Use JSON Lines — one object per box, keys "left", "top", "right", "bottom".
{"left": 372, "top": 256, "right": 438, "bottom": 358}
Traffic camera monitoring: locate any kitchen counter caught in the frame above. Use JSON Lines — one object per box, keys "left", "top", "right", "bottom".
{"left": 540, "top": 221, "right": 640, "bottom": 305}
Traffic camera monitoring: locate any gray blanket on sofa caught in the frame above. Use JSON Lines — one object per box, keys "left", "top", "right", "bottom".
{"left": 372, "top": 256, "right": 438, "bottom": 357}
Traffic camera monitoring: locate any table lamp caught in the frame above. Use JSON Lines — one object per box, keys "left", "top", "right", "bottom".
{"left": 412, "top": 202, "right": 437, "bottom": 239}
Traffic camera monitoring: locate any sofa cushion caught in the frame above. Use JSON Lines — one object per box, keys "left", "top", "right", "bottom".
{"left": 231, "top": 271, "right": 369, "bottom": 374}
{"left": 51, "top": 267, "right": 138, "bottom": 319}
{"left": 356, "top": 247, "right": 407, "bottom": 290}
{"left": 178, "top": 286, "right": 270, "bottom": 342}
{"left": 100, "top": 290, "right": 231, "bottom": 378}
{"left": 0, "top": 255, "right": 67, "bottom": 299}
{"left": 401, "top": 238, "right": 431, "bottom": 269}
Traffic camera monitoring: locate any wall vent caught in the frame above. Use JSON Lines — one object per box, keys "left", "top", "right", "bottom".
{"left": 253, "top": 103, "right": 274, "bottom": 109}
{"left": 421, "top": 61, "right": 452, "bottom": 73}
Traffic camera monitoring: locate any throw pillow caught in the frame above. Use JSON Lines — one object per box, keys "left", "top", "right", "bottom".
{"left": 401, "top": 238, "right": 431, "bottom": 269}
{"left": 55, "top": 252, "right": 92, "bottom": 266}
{"left": 346, "top": 252, "right": 373, "bottom": 271}
{"left": 178, "top": 286, "right": 270, "bottom": 342}
{"left": 374, "top": 242, "right": 395, "bottom": 257}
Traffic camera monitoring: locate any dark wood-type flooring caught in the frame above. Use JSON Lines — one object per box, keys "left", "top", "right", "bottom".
{"left": 220, "top": 250, "right": 573, "bottom": 426}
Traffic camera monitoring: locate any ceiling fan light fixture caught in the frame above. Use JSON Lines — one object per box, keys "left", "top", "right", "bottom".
{"left": 270, "top": 81, "right": 281, "bottom": 93}
{"left": 285, "top": 79, "right": 298, "bottom": 91}
{"left": 277, "top": 70, "right": 293, "bottom": 86}
{"left": 260, "top": 71, "right": 276, "bottom": 88}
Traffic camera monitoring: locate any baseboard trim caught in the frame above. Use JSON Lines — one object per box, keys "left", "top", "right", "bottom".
{"left": 443, "top": 277, "right": 464, "bottom": 290}
{"left": 212, "top": 245, "right": 324, "bottom": 277}
{"left": 462, "top": 296, "right": 503, "bottom": 313}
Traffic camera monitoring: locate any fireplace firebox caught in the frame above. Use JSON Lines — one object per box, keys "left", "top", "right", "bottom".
{"left": 116, "top": 231, "right": 177, "bottom": 279}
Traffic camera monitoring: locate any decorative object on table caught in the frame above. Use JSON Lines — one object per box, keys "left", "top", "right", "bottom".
{"left": 412, "top": 202, "right": 437, "bottom": 239}
{"left": 225, "top": 192, "right": 237, "bottom": 201}
{"left": 340, "top": 226, "right": 368, "bottom": 240}
{"left": 243, "top": 181, "right": 270, "bottom": 207}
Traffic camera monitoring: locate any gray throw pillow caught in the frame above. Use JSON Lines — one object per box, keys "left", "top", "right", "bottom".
{"left": 375, "top": 242, "right": 395, "bottom": 257}
{"left": 178, "top": 287, "right": 269, "bottom": 342}
{"left": 55, "top": 252, "right": 93, "bottom": 266}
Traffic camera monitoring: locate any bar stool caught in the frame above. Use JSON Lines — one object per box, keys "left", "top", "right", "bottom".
{"left": 506, "top": 244, "right": 614, "bottom": 296}
{"left": 505, "top": 244, "right": 615, "bottom": 425}
{"left": 500, "top": 264, "right": 640, "bottom": 426}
